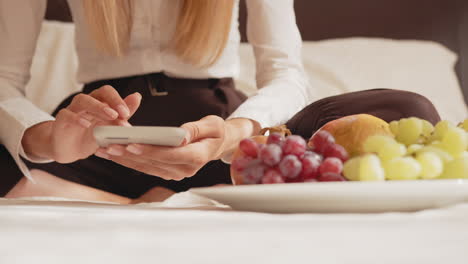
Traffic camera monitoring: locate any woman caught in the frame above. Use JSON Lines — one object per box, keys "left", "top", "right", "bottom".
{"left": 0, "top": 0, "right": 440, "bottom": 203}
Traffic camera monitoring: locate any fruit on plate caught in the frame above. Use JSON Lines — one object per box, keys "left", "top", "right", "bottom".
{"left": 389, "top": 118, "right": 434, "bottom": 146}
{"left": 230, "top": 127, "right": 348, "bottom": 185}
{"left": 232, "top": 117, "right": 468, "bottom": 184}
{"left": 459, "top": 119, "right": 468, "bottom": 132}
{"left": 341, "top": 117, "right": 468, "bottom": 181}
{"left": 440, "top": 156, "right": 468, "bottom": 179}
{"left": 343, "top": 154, "right": 385, "bottom": 181}
{"left": 312, "top": 114, "right": 392, "bottom": 157}
{"left": 362, "top": 135, "right": 406, "bottom": 161}
{"left": 231, "top": 136, "right": 267, "bottom": 185}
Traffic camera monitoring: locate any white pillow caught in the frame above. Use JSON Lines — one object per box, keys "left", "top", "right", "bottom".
{"left": 237, "top": 38, "right": 468, "bottom": 123}
{"left": 27, "top": 22, "right": 467, "bottom": 123}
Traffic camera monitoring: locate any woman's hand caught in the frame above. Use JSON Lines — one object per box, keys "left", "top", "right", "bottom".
{"left": 22, "top": 85, "right": 142, "bottom": 163}
{"left": 95, "top": 116, "right": 261, "bottom": 181}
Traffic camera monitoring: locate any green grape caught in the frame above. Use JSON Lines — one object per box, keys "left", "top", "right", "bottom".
{"left": 389, "top": 121, "right": 399, "bottom": 137}
{"left": 440, "top": 126, "right": 467, "bottom": 157}
{"left": 380, "top": 143, "right": 406, "bottom": 161}
{"left": 429, "top": 120, "right": 455, "bottom": 142}
{"left": 421, "top": 120, "right": 435, "bottom": 136}
{"left": 420, "top": 120, "right": 434, "bottom": 143}
{"left": 407, "top": 144, "right": 424, "bottom": 155}
{"left": 416, "top": 146, "right": 453, "bottom": 164}
{"left": 363, "top": 135, "right": 405, "bottom": 161}
{"left": 396, "top": 117, "right": 423, "bottom": 145}
{"left": 458, "top": 119, "right": 468, "bottom": 132}
{"left": 462, "top": 151, "right": 468, "bottom": 159}
{"left": 440, "top": 156, "right": 468, "bottom": 179}
{"left": 343, "top": 157, "right": 361, "bottom": 181}
{"left": 415, "top": 152, "right": 443, "bottom": 179}
{"left": 384, "top": 157, "right": 422, "bottom": 180}
{"left": 358, "top": 154, "right": 385, "bottom": 181}
{"left": 363, "top": 135, "right": 396, "bottom": 153}
{"left": 430, "top": 140, "right": 443, "bottom": 147}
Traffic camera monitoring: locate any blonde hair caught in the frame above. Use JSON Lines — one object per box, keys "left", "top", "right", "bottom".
{"left": 83, "top": 0, "right": 234, "bottom": 67}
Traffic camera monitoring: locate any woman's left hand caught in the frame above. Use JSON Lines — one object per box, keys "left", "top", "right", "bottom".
{"left": 95, "top": 116, "right": 260, "bottom": 181}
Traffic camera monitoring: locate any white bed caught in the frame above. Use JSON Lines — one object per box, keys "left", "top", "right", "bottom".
{"left": 1, "top": 193, "right": 468, "bottom": 263}
{"left": 1, "top": 21, "right": 468, "bottom": 263}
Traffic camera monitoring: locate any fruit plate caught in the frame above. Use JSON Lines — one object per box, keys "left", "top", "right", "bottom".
{"left": 190, "top": 180, "right": 468, "bottom": 213}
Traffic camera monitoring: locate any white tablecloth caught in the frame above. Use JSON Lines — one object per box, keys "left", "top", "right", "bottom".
{"left": 0, "top": 192, "right": 467, "bottom": 264}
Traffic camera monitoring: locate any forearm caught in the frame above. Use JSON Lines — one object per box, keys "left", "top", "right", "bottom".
{"left": 21, "top": 121, "right": 54, "bottom": 160}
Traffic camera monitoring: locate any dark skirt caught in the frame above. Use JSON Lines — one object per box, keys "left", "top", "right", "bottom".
{"left": 1, "top": 73, "right": 440, "bottom": 197}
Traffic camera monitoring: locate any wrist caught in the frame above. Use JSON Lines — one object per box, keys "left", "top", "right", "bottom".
{"left": 22, "top": 121, "right": 54, "bottom": 160}
{"left": 220, "top": 118, "right": 261, "bottom": 159}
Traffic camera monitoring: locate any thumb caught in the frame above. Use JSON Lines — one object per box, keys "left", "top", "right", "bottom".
{"left": 123, "top": 92, "right": 142, "bottom": 118}
{"left": 180, "top": 115, "right": 224, "bottom": 144}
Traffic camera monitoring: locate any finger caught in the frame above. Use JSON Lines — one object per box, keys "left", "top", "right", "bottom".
{"left": 68, "top": 93, "right": 119, "bottom": 121}
{"left": 181, "top": 115, "right": 224, "bottom": 144}
{"left": 91, "top": 85, "right": 130, "bottom": 119}
{"left": 105, "top": 144, "right": 183, "bottom": 166}
{"left": 124, "top": 142, "right": 212, "bottom": 165}
{"left": 104, "top": 145, "right": 178, "bottom": 167}
{"left": 103, "top": 144, "right": 203, "bottom": 178}
{"left": 56, "top": 108, "right": 92, "bottom": 129}
{"left": 104, "top": 144, "right": 127, "bottom": 156}
{"left": 115, "top": 119, "right": 132, "bottom": 127}
{"left": 123, "top": 92, "right": 142, "bottom": 117}
{"left": 95, "top": 149, "right": 180, "bottom": 180}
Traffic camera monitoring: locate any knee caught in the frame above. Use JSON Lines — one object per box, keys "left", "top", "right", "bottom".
{"left": 388, "top": 90, "right": 441, "bottom": 124}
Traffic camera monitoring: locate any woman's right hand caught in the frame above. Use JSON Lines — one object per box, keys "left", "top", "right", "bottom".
{"left": 22, "top": 85, "right": 142, "bottom": 163}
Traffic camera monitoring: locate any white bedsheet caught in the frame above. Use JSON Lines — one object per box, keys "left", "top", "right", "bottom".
{"left": 0, "top": 193, "right": 468, "bottom": 263}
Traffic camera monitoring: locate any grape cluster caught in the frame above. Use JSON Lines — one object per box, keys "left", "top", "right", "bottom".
{"left": 232, "top": 131, "right": 349, "bottom": 184}
{"left": 344, "top": 117, "right": 468, "bottom": 181}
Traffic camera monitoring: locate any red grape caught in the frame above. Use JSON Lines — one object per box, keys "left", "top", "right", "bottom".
{"left": 279, "top": 155, "right": 302, "bottom": 179}
{"left": 304, "top": 178, "right": 318, "bottom": 182}
{"left": 310, "top": 131, "right": 335, "bottom": 154}
{"left": 242, "top": 163, "right": 266, "bottom": 184}
{"left": 259, "top": 144, "right": 282, "bottom": 166}
{"left": 318, "top": 172, "right": 347, "bottom": 182}
{"left": 322, "top": 143, "right": 349, "bottom": 162}
{"left": 319, "top": 157, "right": 343, "bottom": 175}
{"left": 239, "top": 138, "right": 259, "bottom": 158}
{"left": 231, "top": 156, "right": 254, "bottom": 172}
{"left": 262, "top": 168, "right": 285, "bottom": 184}
{"left": 282, "top": 135, "right": 307, "bottom": 157}
{"left": 299, "top": 155, "right": 320, "bottom": 180}
{"left": 267, "top": 133, "right": 284, "bottom": 146}
{"left": 303, "top": 151, "right": 323, "bottom": 163}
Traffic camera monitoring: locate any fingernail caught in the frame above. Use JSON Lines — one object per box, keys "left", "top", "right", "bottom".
{"left": 95, "top": 150, "right": 110, "bottom": 160}
{"left": 104, "top": 107, "right": 119, "bottom": 119}
{"left": 107, "top": 147, "right": 123, "bottom": 156}
{"left": 117, "top": 104, "right": 130, "bottom": 118}
{"left": 118, "top": 120, "right": 132, "bottom": 127}
{"left": 183, "top": 134, "right": 191, "bottom": 145}
{"left": 127, "top": 144, "right": 143, "bottom": 155}
{"left": 79, "top": 118, "right": 92, "bottom": 128}
{"left": 134, "top": 92, "right": 142, "bottom": 100}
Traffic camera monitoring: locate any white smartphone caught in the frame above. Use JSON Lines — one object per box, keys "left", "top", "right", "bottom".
{"left": 93, "top": 126, "right": 187, "bottom": 147}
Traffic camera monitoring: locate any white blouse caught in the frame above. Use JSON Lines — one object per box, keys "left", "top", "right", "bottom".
{"left": 0, "top": 0, "right": 311, "bottom": 179}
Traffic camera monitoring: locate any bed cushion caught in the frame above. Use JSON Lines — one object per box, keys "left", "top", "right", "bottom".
{"left": 238, "top": 38, "right": 467, "bottom": 123}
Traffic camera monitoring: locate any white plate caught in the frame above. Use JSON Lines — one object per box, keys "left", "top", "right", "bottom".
{"left": 190, "top": 180, "right": 468, "bottom": 213}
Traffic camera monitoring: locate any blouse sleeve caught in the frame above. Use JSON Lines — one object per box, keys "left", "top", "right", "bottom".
{"left": 0, "top": 0, "right": 55, "bottom": 180}
{"left": 228, "top": 0, "right": 312, "bottom": 128}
